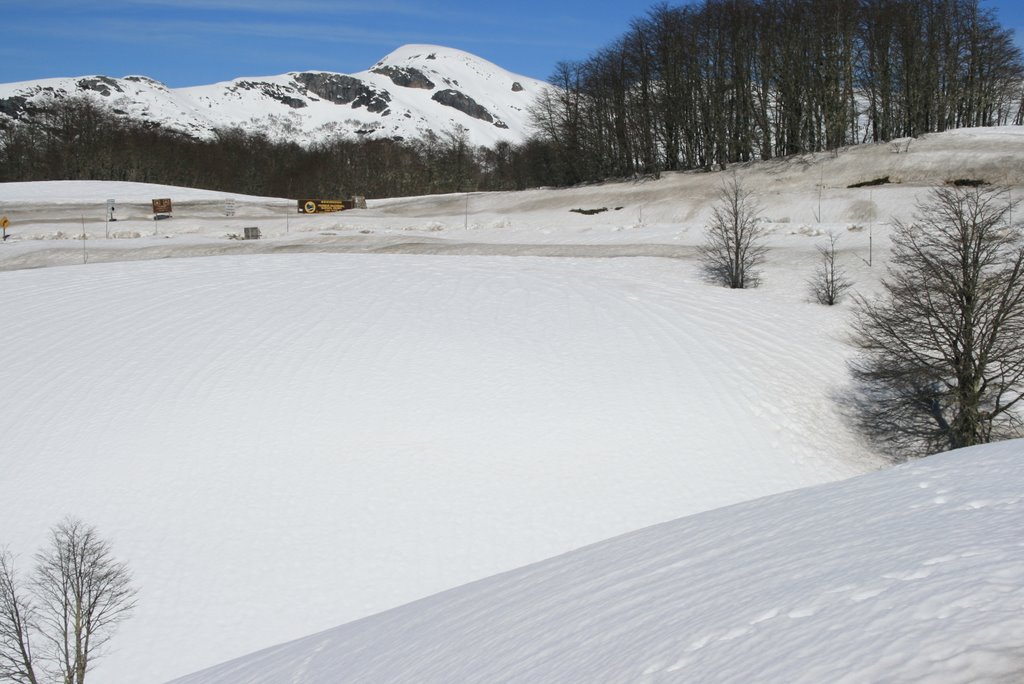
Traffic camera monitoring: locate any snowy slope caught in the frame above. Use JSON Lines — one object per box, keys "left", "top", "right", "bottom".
{"left": 1, "top": 127, "right": 1022, "bottom": 684}
{"left": 0, "top": 45, "right": 546, "bottom": 148}
{"left": 2, "top": 126, "right": 1022, "bottom": 262}
{"left": 0, "top": 251, "right": 883, "bottom": 683}
{"left": 170, "top": 440, "right": 1024, "bottom": 684}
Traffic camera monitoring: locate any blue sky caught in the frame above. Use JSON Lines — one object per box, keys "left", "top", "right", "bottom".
{"left": 2, "top": 0, "right": 1024, "bottom": 87}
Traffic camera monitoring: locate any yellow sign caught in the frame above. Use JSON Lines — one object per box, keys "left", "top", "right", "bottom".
{"left": 0, "top": 216, "right": 8, "bottom": 230}
{"left": 297, "top": 199, "right": 346, "bottom": 214}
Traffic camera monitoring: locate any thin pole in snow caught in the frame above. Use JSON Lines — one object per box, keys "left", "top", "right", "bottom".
{"left": 817, "top": 167, "right": 823, "bottom": 223}
{"left": 869, "top": 189, "right": 874, "bottom": 268}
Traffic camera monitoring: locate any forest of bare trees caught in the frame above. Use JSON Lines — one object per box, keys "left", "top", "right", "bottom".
{"left": 530, "top": 0, "right": 1024, "bottom": 184}
{"left": 0, "top": 97, "right": 531, "bottom": 199}
{"left": 1, "top": 0, "right": 1021, "bottom": 197}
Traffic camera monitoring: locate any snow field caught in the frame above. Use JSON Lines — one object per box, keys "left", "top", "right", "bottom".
{"left": 0, "top": 252, "right": 881, "bottom": 683}
{"left": 170, "top": 441, "right": 1024, "bottom": 684}
{"left": 2, "top": 126, "right": 1023, "bottom": 682}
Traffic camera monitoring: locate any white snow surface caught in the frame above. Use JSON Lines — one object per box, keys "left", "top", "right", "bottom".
{"left": 170, "top": 440, "right": 1024, "bottom": 684}
{"left": 1, "top": 126, "right": 1023, "bottom": 683}
{"left": 0, "top": 252, "right": 880, "bottom": 683}
{"left": 0, "top": 45, "right": 547, "bottom": 148}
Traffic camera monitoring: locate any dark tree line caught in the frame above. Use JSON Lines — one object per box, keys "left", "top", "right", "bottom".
{"left": 530, "top": 0, "right": 1024, "bottom": 184}
{"left": 0, "top": 97, "right": 550, "bottom": 198}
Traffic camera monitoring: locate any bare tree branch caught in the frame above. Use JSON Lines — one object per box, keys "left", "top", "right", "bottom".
{"left": 0, "top": 550, "right": 39, "bottom": 684}
{"left": 1, "top": 519, "right": 136, "bottom": 684}
{"left": 32, "top": 518, "right": 137, "bottom": 684}
{"left": 851, "top": 185, "right": 1024, "bottom": 458}
{"left": 809, "top": 232, "right": 853, "bottom": 305}
{"left": 699, "top": 174, "right": 768, "bottom": 288}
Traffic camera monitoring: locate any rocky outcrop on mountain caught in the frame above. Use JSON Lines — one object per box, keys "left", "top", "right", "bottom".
{"left": 292, "top": 73, "right": 391, "bottom": 113}
{"left": 370, "top": 66, "right": 435, "bottom": 90}
{"left": 76, "top": 76, "right": 124, "bottom": 97}
{"left": 0, "top": 94, "right": 30, "bottom": 118}
{"left": 232, "top": 81, "right": 308, "bottom": 109}
{"left": 431, "top": 89, "right": 494, "bottom": 123}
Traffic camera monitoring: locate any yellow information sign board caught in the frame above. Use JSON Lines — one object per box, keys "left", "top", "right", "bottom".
{"left": 0, "top": 216, "right": 9, "bottom": 230}
{"left": 297, "top": 199, "right": 346, "bottom": 214}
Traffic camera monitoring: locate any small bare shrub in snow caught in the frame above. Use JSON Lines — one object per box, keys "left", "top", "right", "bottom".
{"left": 808, "top": 233, "right": 852, "bottom": 305}
{"left": 699, "top": 175, "right": 767, "bottom": 289}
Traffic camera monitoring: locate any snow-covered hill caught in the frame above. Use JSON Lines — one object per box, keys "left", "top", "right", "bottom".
{"left": 0, "top": 45, "right": 546, "bottom": 147}
{"left": 0, "top": 250, "right": 884, "bottom": 683}
{"left": 1, "top": 127, "right": 1023, "bottom": 684}
{"left": 170, "top": 440, "right": 1024, "bottom": 684}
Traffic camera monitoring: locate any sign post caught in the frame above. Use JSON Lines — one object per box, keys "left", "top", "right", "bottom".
{"left": 1, "top": 215, "right": 9, "bottom": 242}
{"left": 105, "top": 199, "right": 115, "bottom": 238}
{"left": 152, "top": 198, "right": 172, "bottom": 236}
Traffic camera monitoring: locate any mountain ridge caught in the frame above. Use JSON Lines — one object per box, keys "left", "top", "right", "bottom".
{"left": 0, "top": 44, "right": 547, "bottom": 148}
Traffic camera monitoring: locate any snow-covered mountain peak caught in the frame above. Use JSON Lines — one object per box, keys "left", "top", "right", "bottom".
{"left": 368, "top": 44, "right": 534, "bottom": 93}
{"left": 0, "top": 45, "right": 549, "bottom": 147}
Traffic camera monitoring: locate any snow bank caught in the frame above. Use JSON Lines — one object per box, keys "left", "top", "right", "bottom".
{"left": 0, "top": 180, "right": 279, "bottom": 203}
{"left": 171, "top": 440, "right": 1024, "bottom": 684}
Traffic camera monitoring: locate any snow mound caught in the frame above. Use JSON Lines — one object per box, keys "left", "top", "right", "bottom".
{"left": 171, "top": 440, "right": 1024, "bottom": 684}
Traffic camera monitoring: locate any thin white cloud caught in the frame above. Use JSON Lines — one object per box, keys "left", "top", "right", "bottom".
{"left": 104, "top": 17, "right": 438, "bottom": 45}
{"left": 2, "top": 0, "right": 432, "bottom": 16}
{"left": 138, "top": 0, "right": 433, "bottom": 16}
{"left": 0, "top": 0, "right": 527, "bottom": 27}
{"left": 5, "top": 13, "right": 570, "bottom": 51}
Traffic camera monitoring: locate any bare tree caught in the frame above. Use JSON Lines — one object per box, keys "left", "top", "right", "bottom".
{"left": 699, "top": 175, "right": 768, "bottom": 288}
{"left": 0, "top": 550, "right": 38, "bottom": 684}
{"left": 851, "top": 186, "right": 1024, "bottom": 458}
{"left": 0, "top": 519, "right": 136, "bottom": 684}
{"left": 809, "top": 232, "right": 853, "bottom": 305}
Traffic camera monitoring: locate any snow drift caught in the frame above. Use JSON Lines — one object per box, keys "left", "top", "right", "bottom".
{"left": 171, "top": 440, "right": 1024, "bottom": 684}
